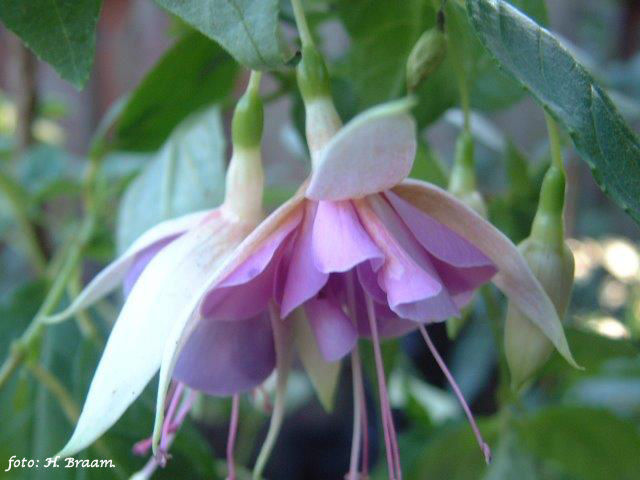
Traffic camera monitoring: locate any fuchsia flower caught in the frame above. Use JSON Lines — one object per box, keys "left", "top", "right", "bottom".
{"left": 150, "top": 93, "right": 578, "bottom": 478}
{"left": 49, "top": 75, "right": 273, "bottom": 476}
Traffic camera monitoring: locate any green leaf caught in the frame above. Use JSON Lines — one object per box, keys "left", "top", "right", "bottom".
{"left": 116, "top": 105, "right": 226, "bottom": 252}
{"left": 409, "top": 142, "right": 448, "bottom": 188}
{"left": 467, "top": 0, "right": 640, "bottom": 222}
{"left": 337, "top": 0, "right": 426, "bottom": 108}
{"left": 519, "top": 406, "right": 640, "bottom": 480}
{"left": 153, "top": 0, "right": 288, "bottom": 70}
{"left": 406, "top": 420, "right": 498, "bottom": 480}
{"left": 0, "top": 0, "right": 102, "bottom": 88}
{"left": 113, "top": 32, "right": 237, "bottom": 152}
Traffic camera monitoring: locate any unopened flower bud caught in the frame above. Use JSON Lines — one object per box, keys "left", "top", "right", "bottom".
{"left": 406, "top": 27, "right": 447, "bottom": 92}
{"left": 505, "top": 166, "right": 575, "bottom": 390}
{"left": 296, "top": 44, "right": 342, "bottom": 163}
{"left": 448, "top": 132, "right": 488, "bottom": 218}
{"left": 224, "top": 73, "right": 265, "bottom": 223}
{"left": 296, "top": 44, "right": 331, "bottom": 103}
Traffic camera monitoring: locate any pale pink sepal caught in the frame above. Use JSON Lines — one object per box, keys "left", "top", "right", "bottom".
{"left": 57, "top": 211, "right": 252, "bottom": 458}
{"left": 306, "top": 98, "right": 417, "bottom": 201}
{"left": 45, "top": 210, "right": 211, "bottom": 324}
{"left": 392, "top": 180, "right": 579, "bottom": 368}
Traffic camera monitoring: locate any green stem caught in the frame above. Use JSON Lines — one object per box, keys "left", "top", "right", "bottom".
{"left": 28, "top": 361, "right": 79, "bottom": 422}
{"left": 67, "top": 267, "right": 102, "bottom": 346}
{"left": 544, "top": 112, "right": 564, "bottom": 171}
{"left": 0, "top": 171, "right": 47, "bottom": 274}
{"left": 0, "top": 214, "right": 95, "bottom": 391}
{"left": 291, "top": 0, "right": 314, "bottom": 47}
{"left": 248, "top": 70, "right": 262, "bottom": 93}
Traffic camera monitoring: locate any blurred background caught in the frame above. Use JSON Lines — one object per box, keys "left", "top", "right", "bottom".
{"left": 1, "top": 0, "right": 639, "bottom": 479}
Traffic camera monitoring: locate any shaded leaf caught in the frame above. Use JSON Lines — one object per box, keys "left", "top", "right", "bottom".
{"left": 114, "top": 32, "right": 237, "bottom": 152}
{"left": 116, "top": 105, "right": 226, "bottom": 252}
{"left": 519, "top": 406, "right": 640, "bottom": 480}
{"left": 0, "top": 0, "right": 102, "bottom": 88}
{"left": 467, "top": 0, "right": 640, "bottom": 222}
{"left": 154, "top": 0, "right": 288, "bottom": 70}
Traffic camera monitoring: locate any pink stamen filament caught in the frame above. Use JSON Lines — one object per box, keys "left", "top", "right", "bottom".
{"left": 418, "top": 324, "right": 492, "bottom": 464}
{"left": 346, "top": 271, "right": 368, "bottom": 479}
{"left": 365, "top": 294, "right": 402, "bottom": 480}
{"left": 348, "top": 349, "right": 363, "bottom": 480}
{"left": 131, "top": 388, "right": 196, "bottom": 479}
{"left": 226, "top": 395, "right": 241, "bottom": 480}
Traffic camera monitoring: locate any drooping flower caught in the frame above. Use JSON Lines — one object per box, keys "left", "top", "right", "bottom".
{"left": 148, "top": 43, "right": 579, "bottom": 480}
{"left": 49, "top": 72, "right": 274, "bottom": 476}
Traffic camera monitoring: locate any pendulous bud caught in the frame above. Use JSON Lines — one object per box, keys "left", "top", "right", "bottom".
{"left": 223, "top": 73, "right": 265, "bottom": 224}
{"left": 504, "top": 166, "right": 575, "bottom": 390}
{"left": 295, "top": 44, "right": 342, "bottom": 163}
{"left": 406, "top": 27, "right": 447, "bottom": 92}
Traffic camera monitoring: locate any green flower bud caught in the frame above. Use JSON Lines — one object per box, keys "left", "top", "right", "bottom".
{"left": 232, "top": 80, "right": 264, "bottom": 148}
{"left": 505, "top": 166, "right": 574, "bottom": 390}
{"left": 448, "top": 132, "right": 488, "bottom": 218}
{"left": 406, "top": 27, "right": 447, "bottom": 91}
{"left": 296, "top": 44, "right": 331, "bottom": 103}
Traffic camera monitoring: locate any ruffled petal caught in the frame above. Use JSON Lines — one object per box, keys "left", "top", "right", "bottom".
{"left": 312, "top": 200, "right": 383, "bottom": 273}
{"left": 200, "top": 209, "right": 300, "bottom": 320}
{"left": 385, "top": 191, "right": 494, "bottom": 269}
{"left": 305, "top": 296, "right": 358, "bottom": 362}
{"left": 280, "top": 201, "right": 328, "bottom": 317}
{"left": 392, "top": 180, "right": 579, "bottom": 368}
{"left": 46, "top": 210, "right": 211, "bottom": 324}
{"left": 58, "top": 213, "right": 243, "bottom": 458}
{"left": 172, "top": 314, "right": 275, "bottom": 395}
{"left": 306, "top": 98, "right": 417, "bottom": 201}
{"left": 350, "top": 277, "right": 416, "bottom": 339}
{"left": 355, "top": 195, "right": 459, "bottom": 322}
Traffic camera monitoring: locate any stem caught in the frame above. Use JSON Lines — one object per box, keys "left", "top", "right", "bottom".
{"left": 545, "top": 112, "right": 564, "bottom": 171}
{"left": 0, "top": 214, "right": 95, "bottom": 391}
{"left": 252, "top": 304, "right": 293, "bottom": 479}
{"left": 68, "top": 267, "right": 102, "bottom": 346}
{"left": 291, "top": 0, "right": 314, "bottom": 46}
{"left": 0, "top": 172, "right": 47, "bottom": 274}
{"left": 248, "top": 71, "right": 262, "bottom": 93}
{"left": 9, "top": 36, "right": 37, "bottom": 155}
{"left": 28, "top": 362, "right": 79, "bottom": 422}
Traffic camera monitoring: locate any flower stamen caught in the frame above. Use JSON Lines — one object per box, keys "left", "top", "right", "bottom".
{"left": 365, "top": 294, "right": 402, "bottom": 480}
{"left": 418, "top": 324, "right": 491, "bottom": 464}
{"left": 226, "top": 394, "right": 241, "bottom": 480}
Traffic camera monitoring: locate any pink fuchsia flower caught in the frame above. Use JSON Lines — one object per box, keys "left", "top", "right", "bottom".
{"left": 48, "top": 74, "right": 274, "bottom": 474}
{"left": 150, "top": 45, "right": 579, "bottom": 478}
